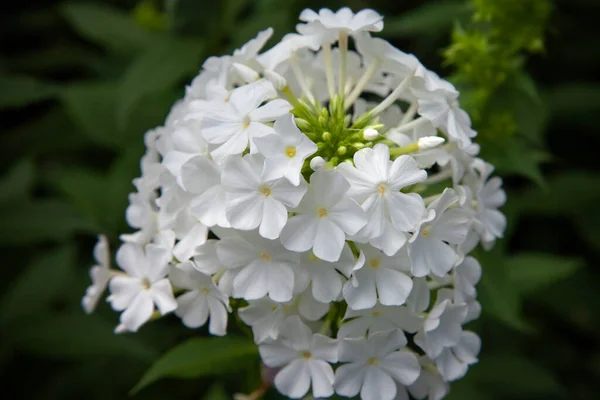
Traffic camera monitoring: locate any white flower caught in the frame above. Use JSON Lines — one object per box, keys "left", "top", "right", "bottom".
{"left": 299, "top": 7, "right": 384, "bottom": 35}
{"left": 82, "top": 235, "right": 111, "bottom": 314}
{"left": 354, "top": 33, "right": 421, "bottom": 78}
{"left": 338, "top": 304, "right": 422, "bottom": 339}
{"left": 280, "top": 169, "right": 367, "bottom": 262}
{"left": 294, "top": 243, "right": 357, "bottom": 303}
{"left": 216, "top": 231, "right": 298, "bottom": 302}
{"left": 343, "top": 245, "right": 413, "bottom": 310}
{"left": 335, "top": 329, "right": 421, "bottom": 400}
{"left": 408, "top": 357, "right": 450, "bottom": 400}
{"left": 169, "top": 261, "right": 230, "bottom": 335}
{"left": 239, "top": 297, "right": 300, "bottom": 344}
{"left": 107, "top": 243, "right": 177, "bottom": 332}
{"left": 475, "top": 175, "right": 507, "bottom": 245}
{"left": 434, "top": 331, "right": 481, "bottom": 382}
{"left": 259, "top": 316, "right": 338, "bottom": 399}
{"left": 453, "top": 256, "right": 482, "bottom": 303}
{"left": 201, "top": 80, "right": 292, "bottom": 158}
{"left": 253, "top": 114, "right": 318, "bottom": 186}
{"left": 338, "top": 144, "right": 427, "bottom": 255}
{"left": 417, "top": 85, "right": 476, "bottom": 148}
{"left": 222, "top": 153, "right": 307, "bottom": 239}
{"left": 180, "top": 155, "right": 229, "bottom": 228}
{"left": 414, "top": 290, "right": 467, "bottom": 359}
{"left": 409, "top": 188, "right": 471, "bottom": 277}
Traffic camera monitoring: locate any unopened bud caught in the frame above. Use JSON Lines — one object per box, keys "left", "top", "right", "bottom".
{"left": 321, "top": 131, "right": 331, "bottom": 141}
{"left": 294, "top": 118, "right": 311, "bottom": 132}
{"left": 352, "top": 142, "right": 366, "bottom": 149}
{"left": 263, "top": 69, "right": 287, "bottom": 90}
{"left": 337, "top": 146, "right": 347, "bottom": 155}
{"left": 363, "top": 128, "right": 379, "bottom": 140}
{"left": 232, "top": 63, "right": 260, "bottom": 83}
{"left": 417, "top": 136, "right": 445, "bottom": 150}
{"left": 318, "top": 115, "right": 327, "bottom": 126}
{"left": 310, "top": 156, "right": 326, "bottom": 171}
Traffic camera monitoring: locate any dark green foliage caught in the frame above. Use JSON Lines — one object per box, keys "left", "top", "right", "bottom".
{"left": 1, "top": 0, "right": 599, "bottom": 399}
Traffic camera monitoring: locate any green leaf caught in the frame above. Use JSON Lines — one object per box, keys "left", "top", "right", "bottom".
{"left": 1, "top": 246, "right": 74, "bottom": 323}
{"left": 60, "top": 3, "right": 157, "bottom": 53}
{"left": 484, "top": 137, "right": 547, "bottom": 187}
{"left": 132, "top": 336, "right": 259, "bottom": 394}
{"left": 545, "top": 83, "right": 600, "bottom": 121}
{"left": 507, "top": 252, "right": 583, "bottom": 294}
{"left": 0, "top": 74, "right": 58, "bottom": 108}
{"left": 0, "top": 159, "right": 35, "bottom": 206}
{"left": 116, "top": 38, "right": 203, "bottom": 130}
{"left": 0, "top": 199, "right": 97, "bottom": 245}
{"left": 12, "top": 313, "right": 157, "bottom": 362}
{"left": 470, "top": 354, "right": 562, "bottom": 396}
{"left": 203, "top": 384, "right": 229, "bottom": 400}
{"left": 513, "top": 171, "right": 600, "bottom": 217}
{"left": 60, "top": 82, "right": 120, "bottom": 148}
{"left": 476, "top": 247, "right": 534, "bottom": 332}
{"left": 382, "top": 1, "right": 469, "bottom": 38}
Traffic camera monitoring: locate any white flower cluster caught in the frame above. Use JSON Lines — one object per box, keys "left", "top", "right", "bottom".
{"left": 82, "top": 7, "right": 507, "bottom": 400}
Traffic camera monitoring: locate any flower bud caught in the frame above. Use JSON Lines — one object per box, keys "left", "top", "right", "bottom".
{"left": 337, "top": 146, "right": 347, "bottom": 155}
{"left": 232, "top": 63, "right": 260, "bottom": 83}
{"left": 417, "top": 136, "right": 445, "bottom": 150}
{"left": 363, "top": 128, "right": 379, "bottom": 140}
{"left": 310, "top": 156, "right": 326, "bottom": 171}
{"left": 263, "top": 69, "right": 287, "bottom": 90}
{"left": 321, "top": 131, "right": 331, "bottom": 141}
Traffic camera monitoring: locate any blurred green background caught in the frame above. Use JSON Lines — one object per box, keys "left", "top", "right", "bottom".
{"left": 1, "top": 0, "right": 600, "bottom": 399}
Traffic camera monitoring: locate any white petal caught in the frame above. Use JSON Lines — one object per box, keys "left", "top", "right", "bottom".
{"left": 151, "top": 279, "right": 177, "bottom": 315}
{"left": 259, "top": 342, "right": 298, "bottom": 367}
{"left": 387, "top": 192, "right": 424, "bottom": 232}
{"left": 343, "top": 271, "right": 377, "bottom": 310}
{"left": 259, "top": 198, "right": 288, "bottom": 239}
{"left": 309, "top": 360, "right": 335, "bottom": 398}
{"left": 207, "top": 296, "right": 228, "bottom": 336}
{"left": 280, "top": 215, "right": 319, "bottom": 253}
{"left": 335, "top": 363, "right": 368, "bottom": 397}
{"left": 380, "top": 351, "right": 421, "bottom": 385}
{"left": 120, "top": 291, "right": 154, "bottom": 332}
{"left": 328, "top": 198, "right": 368, "bottom": 236}
{"left": 376, "top": 269, "right": 413, "bottom": 306}
{"left": 313, "top": 218, "right": 346, "bottom": 262}
{"left": 274, "top": 360, "right": 311, "bottom": 399}
{"left": 250, "top": 99, "right": 292, "bottom": 122}
{"left": 361, "top": 367, "right": 396, "bottom": 400}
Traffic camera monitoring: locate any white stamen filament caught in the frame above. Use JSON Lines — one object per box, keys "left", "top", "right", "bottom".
{"left": 322, "top": 41, "right": 336, "bottom": 99}
{"left": 345, "top": 62, "right": 380, "bottom": 109}
{"left": 290, "top": 52, "right": 316, "bottom": 105}
{"left": 369, "top": 69, "right": 415, "bottom": 117}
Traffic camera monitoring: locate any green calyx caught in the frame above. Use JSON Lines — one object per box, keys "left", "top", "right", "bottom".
{"left": 291, "top": 94, "right": 385, "bottom": 176}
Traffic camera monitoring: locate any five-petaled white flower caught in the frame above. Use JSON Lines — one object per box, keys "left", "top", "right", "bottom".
{"left": 107, "top": 242, "right": 177, "bottom": 332}
{"left": 253, "top": 114, "right": 318, "bottom": 186}
{"left": 222, "top": 153, "right": 307, "bottom": 239}
{"left": 260, "top": 316, "right": 338, "bottom": 399}
{"left": 170, "top": 261, "right": 230, "bottom": 335}
{"left": 409, "top": 188, "right": 471, "bottom": 278}
{"left": 339, "top": 144, "right": 427, "bottom": 256}
{"left": 280, "top": 169, "right": 368, "bottom": 262}
{"left": 201, "top": 80, "right": 292, "bottom": 158}
{"left": 335, "top": 329, "right": 421, "bottom": 400}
